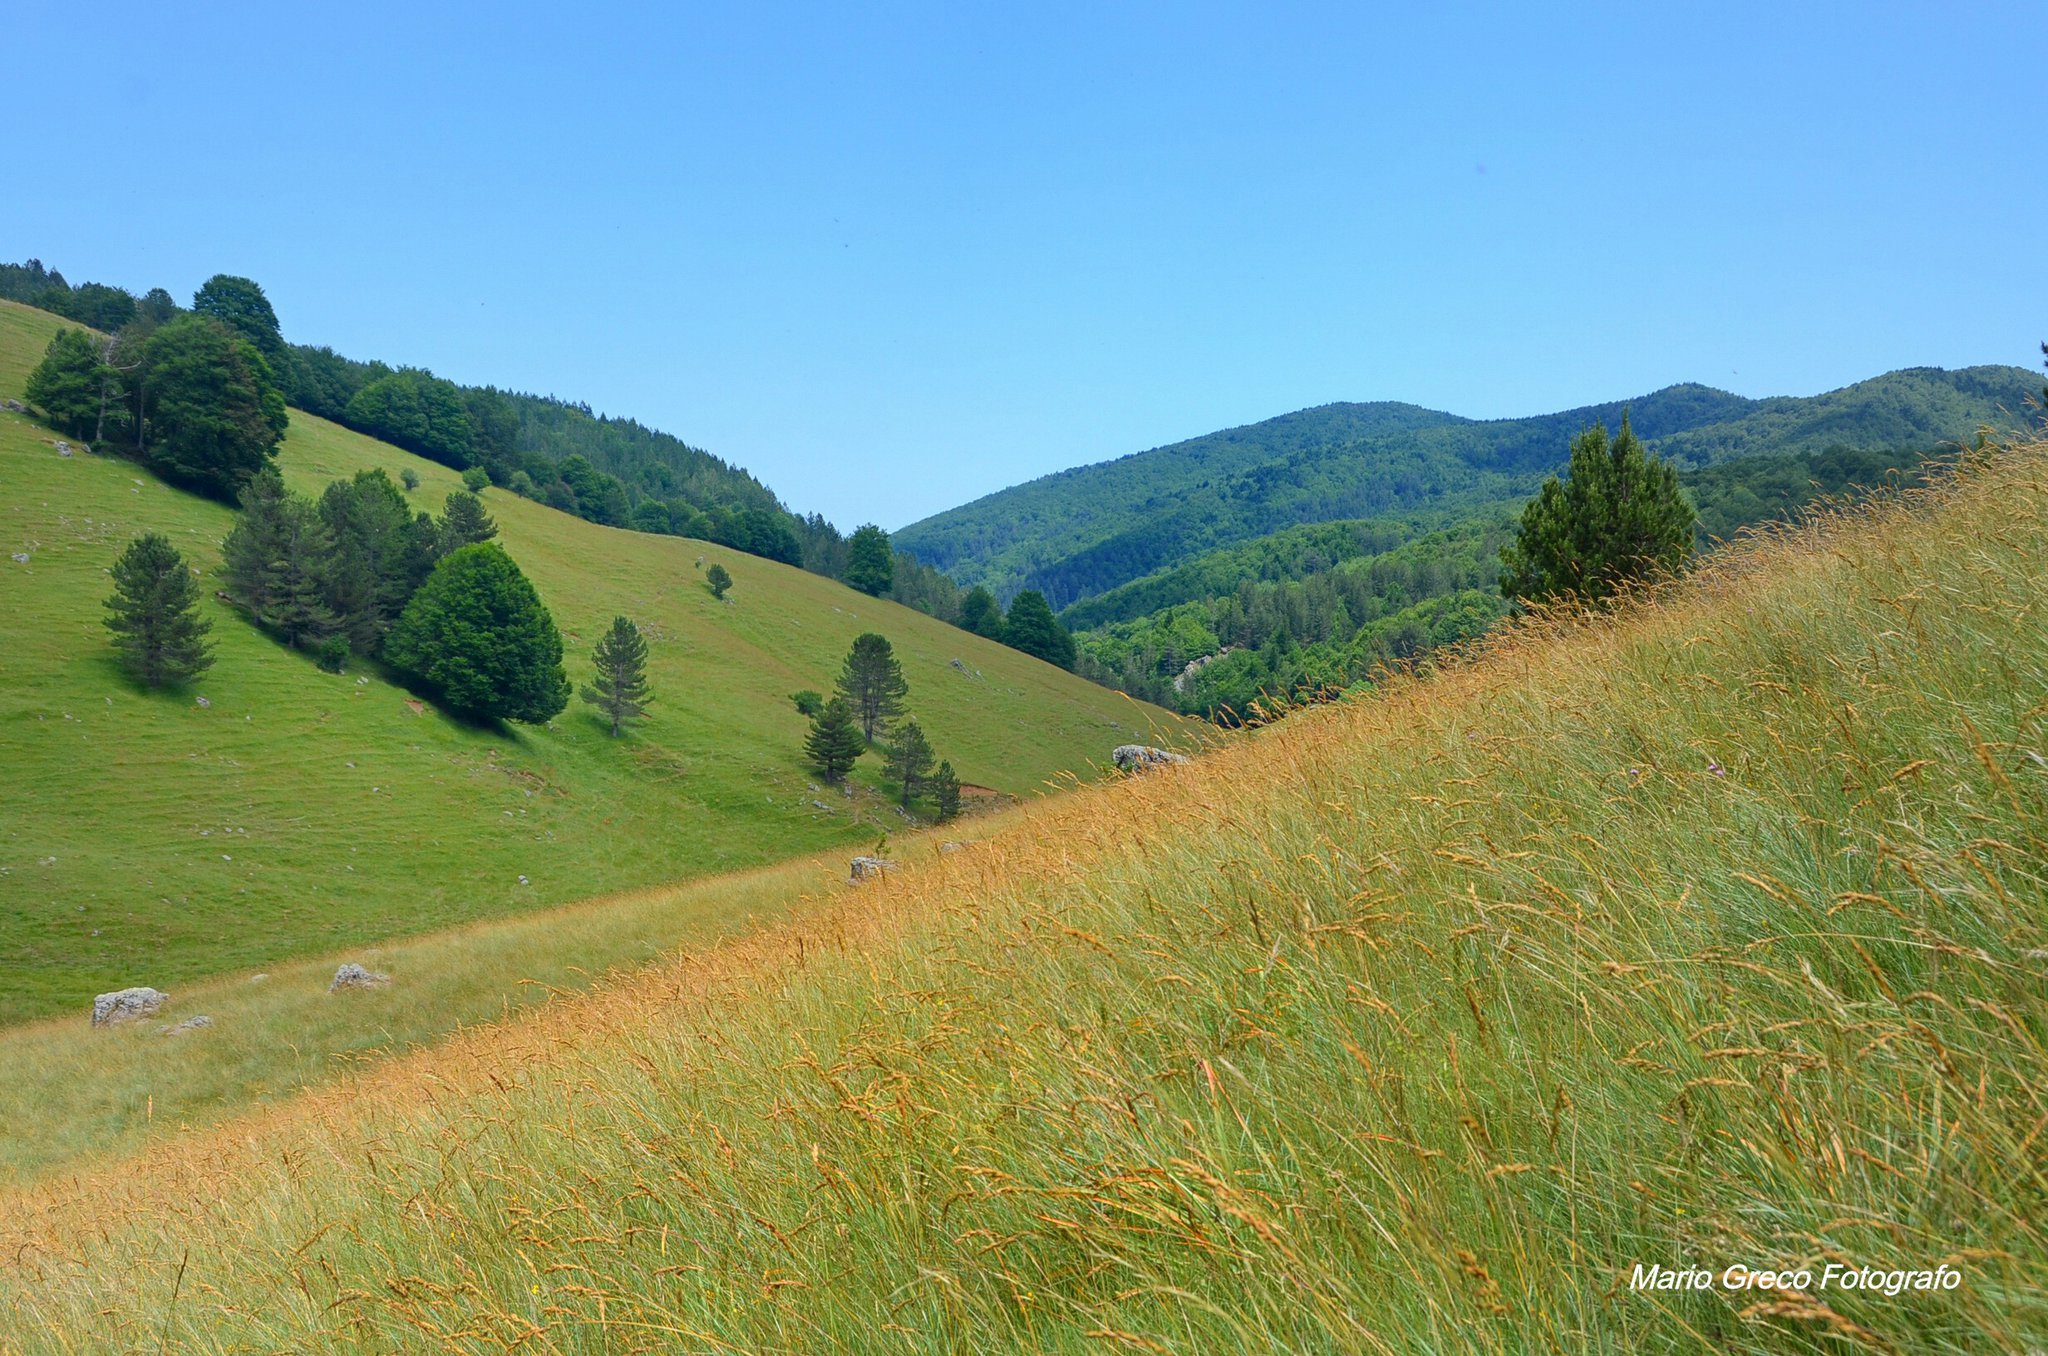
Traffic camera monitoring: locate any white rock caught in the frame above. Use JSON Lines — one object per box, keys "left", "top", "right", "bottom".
{"left": 329, "top": 963, "right": 390, "bottom": 992}
{"left": 92, "top": 987, "right": 168, "bottom": 1026}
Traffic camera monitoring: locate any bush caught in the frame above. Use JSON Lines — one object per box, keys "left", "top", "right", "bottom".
{"left": 462, "top": 466, "right": 490, "bottom": 493}
{"left": 400, "top": 468, "right": 420, "bottom": 491}
{"left": 790, "top": 689, "right": 824, "bottom": 718}
{"left": 315, "top": 635, "right": 350, "bottom": 673}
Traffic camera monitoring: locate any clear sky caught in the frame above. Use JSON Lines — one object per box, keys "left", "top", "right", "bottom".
{"left": 5, "top": 1, "right": 2040, "bottom": 530}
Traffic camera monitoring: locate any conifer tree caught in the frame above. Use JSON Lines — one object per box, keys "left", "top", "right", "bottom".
{"left": 706, "top": 562, "right": 732, "bottom": 598}
{"left": 439, "top": 489, "right": 497, "bottom": 552}
{"left": 580, "top": 615, "right": 652, "bottom": 736}
{"left": 958, "top": 585, "right": 1004, "bottom": 638}
{"left": 104, "top": 532, "right": 213, "bottom": 688}
{"left": 1499, "top": 412, "right": 1696, "bottom": 606}
{"left": 1001, "top": 590, "right": 1076, "bottom": 669}
{"left": 930, "top": 760, "right": 961, "bottom": 822}
{"left": 220, "top": 466, "right": 292, "bottom": 618}
{"left": 845, "top": 524, "right": 894, "bottom": 597}
{"left": 835, "top": 632, "right": 909, "bottom": 741}
{"left": 887, "top": 717, "right": 935, "bottom": 807}
{"left": 385, "top": 544, "right": 569, "bottom": 724}
{"left": 805, "top": 697, "right": 867, "bottom": 783}
{"left": 319, "top": 469, "right": 417, "bottom": 655}
{"left": 270, "top": 495, "right": 340, "bottom": 648}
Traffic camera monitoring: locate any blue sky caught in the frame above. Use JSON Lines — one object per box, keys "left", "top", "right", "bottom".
{"left": 5, "top": 1, "right": 2040, "bottom": 529}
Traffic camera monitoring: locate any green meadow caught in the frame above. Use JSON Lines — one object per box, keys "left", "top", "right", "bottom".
{"left": 0, "top": 299, "right": 1191, "bottom": 1026}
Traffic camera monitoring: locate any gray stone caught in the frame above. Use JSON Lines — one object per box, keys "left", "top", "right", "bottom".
{"left": 939, "top": 841, "right": 966, "bottom": 854}
{"left": 92, "top": 987, "right": 168, "bottom": 1026}
{"left": 849, "top": 856, "right": 895, "bottom": 882}
{"left": 329, "top": 962, "right": 390, "bottom": 992}
{"left": 163, "top": 1015, "right": 213, "bottom": 1036}
{"left": 54, "top": 441, "right": 72, "bottom": 457}
{"left": 1, "top": 398, "right": 24, "bottom": 412}
{"left": 1112, "top": 744, "right": 1188, "bottom": 773}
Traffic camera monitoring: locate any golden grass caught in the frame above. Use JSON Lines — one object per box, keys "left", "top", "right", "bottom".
{"left": 3, "top": 436, "right": 2045, "bottom": 1352}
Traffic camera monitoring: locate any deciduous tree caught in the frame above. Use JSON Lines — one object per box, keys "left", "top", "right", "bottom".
{"left": 385, "top": 544, "right": 569, "bottom": 724}
{"left": 24, "top": 328, "right": 106, "bottom": 440}
{"left": 137, "top": 314, "right": 288, "bottom": 501}
{"left": 845, "top": 524, "right": 894, "bottom": 597}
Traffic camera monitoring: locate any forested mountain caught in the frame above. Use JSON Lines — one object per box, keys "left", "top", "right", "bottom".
{"left": 1069, "top": 437, "right": 1972, "bottom": 718}
{"left": 896, "top": 367, "right": 2039, "bottom": 607}
{"left": 0, "top": 258, "right": 981, "bottom": 614}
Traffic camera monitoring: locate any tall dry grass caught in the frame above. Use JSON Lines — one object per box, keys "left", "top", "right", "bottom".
{"left": 3, "top": 438, "right": 2046, "bottom": 1353}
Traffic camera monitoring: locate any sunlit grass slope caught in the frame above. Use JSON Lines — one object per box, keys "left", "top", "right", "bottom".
{"left": 0, "top": 299, "right": 1190, "bottom": 1024}
{"left": 7, "top": 429, "right": 2043, "bottom": 1351}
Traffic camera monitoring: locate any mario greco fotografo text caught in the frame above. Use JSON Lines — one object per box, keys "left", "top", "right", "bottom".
{"left": 1630, "top": 1263, "right": 1963, "bottom": 1296}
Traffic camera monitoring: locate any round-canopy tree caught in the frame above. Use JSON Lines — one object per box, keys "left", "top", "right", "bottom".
{"left": 138, "top": 314, "right": 289, "bottom": 501}
{"left": 384, "top": 544, "right": 569, "bottom": 724}
{"left": 845, "top": 524, "right": 894, "bottom": 597}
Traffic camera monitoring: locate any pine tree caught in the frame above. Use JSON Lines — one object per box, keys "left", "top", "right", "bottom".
{"left": 706, "top": 563, "right": 732, "bottom": 598}
{"left": 1499, "top": 412, "right": 1696, "bottom": 606}
{"left": 104, "top": 532, "right": 213, "bottom": 688}
{"left": 270, "top": 495, "right": 340, "bottom": 648}
{"left": 220, "top": 466, "right": 292, "bottom": 618}
{"left": 1001, "top": 590, "right": 1076, "bottom": 669}
{"left": 580, "top": 615, "right": 652, "bottom": 736}
{"left": 888, "top": 717, "right": 935, "bottom": 807}
{"left": 804, "top": 697, "right": 867, "bottom": 783}
{"left": 930, "top": 760, "right": 961, "bottom": 822}
{"left": 439, "top": 489, "right": 497, "bottom": 552}
{"left": 845, "top": 524, "right": 894, "bottom": 597}
{"left": 835, "top": 632, "right": 909, "bottom": 741}
{"left": 319, "top": 470, "right": 417, "bottom": 655}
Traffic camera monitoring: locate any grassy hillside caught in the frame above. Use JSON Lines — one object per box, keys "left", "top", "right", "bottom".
{"left": 897, "top": 367, "right": 2038, "bottom": 607}
{"left": 0, "top": 299, "right": 1190, "bottom": 1025}
{"left": 6, "top": 433, "right": 2043, "bottom": 1351}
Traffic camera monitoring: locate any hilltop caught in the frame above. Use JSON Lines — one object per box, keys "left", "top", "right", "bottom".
{"left": 0, "top": 299, "right": 1189, "bottom": 1025}
{"left": 6, "top": 423, "right": 2042, "bottom": 1350}
{"left": 895, "top": 367, "right": 2038, "bottom": 606}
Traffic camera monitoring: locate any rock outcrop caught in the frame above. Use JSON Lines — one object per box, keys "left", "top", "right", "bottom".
{"left": 1112, "top": 744, "right": 1187, "bottom": 773}
{"left": 163, "top": 1015, "right": 214, "bottom": 1036}
{"left": 849, "top": 856, "right": 895, "bottom": 882}
{"left": 329, "top": 963, "right": 390, "bottom": 992}
{"left": 92, "top": 987, "right": 167, "bottom": 1026}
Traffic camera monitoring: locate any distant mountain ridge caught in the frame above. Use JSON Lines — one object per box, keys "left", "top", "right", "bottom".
{"left": 895, "top": 366, "right": 2039, "bottom": 607}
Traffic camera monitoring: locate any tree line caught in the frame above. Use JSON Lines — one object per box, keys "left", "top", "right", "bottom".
{"left": 8, "top": 258, "right": 1052, "bottom": 645}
